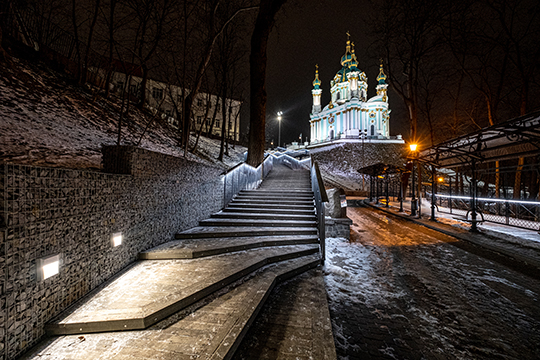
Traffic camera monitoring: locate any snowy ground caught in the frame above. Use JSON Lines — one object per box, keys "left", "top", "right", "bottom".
{"left": 0, "top": 58, "right": 245, "bottom": 170}
{"left": 324, "top": 206, "right": 540, "bottom": 359}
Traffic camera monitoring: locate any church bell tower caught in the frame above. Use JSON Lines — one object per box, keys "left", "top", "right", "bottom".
{"left": 312, "top": 65, "right": 322, "bottom": 114}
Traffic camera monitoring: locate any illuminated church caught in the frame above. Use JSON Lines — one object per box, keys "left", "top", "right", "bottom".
{"left": 309, "top": 35, "right": 403, "bottom": 144}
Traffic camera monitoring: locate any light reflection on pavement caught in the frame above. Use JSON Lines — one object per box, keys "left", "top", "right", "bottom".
{"left": 325, "top": 206, "right": 540, "bottom": 360}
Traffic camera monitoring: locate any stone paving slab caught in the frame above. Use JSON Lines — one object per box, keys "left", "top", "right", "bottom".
{"left": 235, "top": 268, "right": 337, "bottom": 360}
{"left": 175, "top": 226, "right": 318, "bottom": 239}
{"left": 21, "top": 255, "right": 322, "bottom": 360}
{"left": 139, "top": 235, "right": 319, "bottom": 259}
{"left": 46, "top": 245, "right": 319, "bottom": 335}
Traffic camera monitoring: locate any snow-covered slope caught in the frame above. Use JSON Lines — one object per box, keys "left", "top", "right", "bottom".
{"left": 0, "top": 59, "right": 245, "bottom": 170}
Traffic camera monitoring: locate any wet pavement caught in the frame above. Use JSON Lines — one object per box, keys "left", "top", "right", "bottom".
{"left": 325, "top": 205, "right": 540, "bottom": 360}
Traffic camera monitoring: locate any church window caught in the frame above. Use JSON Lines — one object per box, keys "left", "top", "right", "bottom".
{"left": 370, "top": 125, "right": 375, "bottom": 136}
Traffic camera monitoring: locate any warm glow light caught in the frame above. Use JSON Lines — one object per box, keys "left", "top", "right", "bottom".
{"left": 112, "top": 232, "right": 123, "bottom": 247}
{"left": 438, "top": 177, "right": 444, "bottom": 182}
{"left": 409, "top": 143, "right": 418, "bottom": 151}
{"left": 38, "top": 254, "right": 60, "bottom": 281}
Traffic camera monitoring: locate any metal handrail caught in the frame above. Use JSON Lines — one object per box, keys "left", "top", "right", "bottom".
{"left": 311, "top": 161, "right": 328, "bottom": 264}
{"left": 222, "top": 154, "right": 273, "bottom": 207}
{"left": 270, "top": 152, "right": 311, "bottom": 170}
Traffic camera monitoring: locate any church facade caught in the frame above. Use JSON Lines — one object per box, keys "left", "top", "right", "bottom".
{"left": 309, "top": 36, "right": 403, "bottom": 144}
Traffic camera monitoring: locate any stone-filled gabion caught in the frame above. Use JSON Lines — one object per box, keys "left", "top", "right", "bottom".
{"left": 0, "top": 146, "right": 224, "bottom": 359}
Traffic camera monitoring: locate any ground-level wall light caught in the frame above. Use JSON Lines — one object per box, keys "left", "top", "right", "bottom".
{"left": 112, "top": 232, "right": 123, "bottom": 247}
{"left": 38, "top": 254, "right": 60, "bottom": 281}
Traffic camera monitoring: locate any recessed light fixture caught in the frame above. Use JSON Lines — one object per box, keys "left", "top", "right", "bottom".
{"left": 38, "top": 254, "right": 60, "bottom": 281}
{"left": 111, "top": 232, "right": 123, "bottom": 247}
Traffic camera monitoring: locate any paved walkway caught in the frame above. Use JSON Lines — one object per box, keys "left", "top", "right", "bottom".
{"left": 358, "top": 198, "right": 540, "bottom": 278}
{"left": 235, "top": 268, "right": 337, "bottom": 360}
{"left": 21, "top": 164, "right": 337, "bottom": 359}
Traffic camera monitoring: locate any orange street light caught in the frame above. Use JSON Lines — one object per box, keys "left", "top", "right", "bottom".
{"left": 409, "top": 143, "right": 418, "bottom": 152}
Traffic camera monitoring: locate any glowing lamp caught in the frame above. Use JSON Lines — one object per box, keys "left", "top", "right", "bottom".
{"left": 409, "top": 143, "right": 418, "bottom": 152}
{"left": 112, "top": 232, "right": 123, "bottom": 247}
{"left": 38, "top": 254, "right": 60, "bottom": 281}
{"left": 438, "top": 177, "right": 444, "bottom": 183}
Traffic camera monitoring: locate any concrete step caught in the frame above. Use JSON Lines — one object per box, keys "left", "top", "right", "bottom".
{"left": 228, "top": 198, "right": 314, "bottom": 206}
{"left": 211, "top": 211, "right": 316, "bottom": 222}
{"left": 234, "top": 195, "right": 314, "bottom": 202}
{"left": 222, "top": 207, "right": 315, "bottom": 216}
{"left": 29, "top": 255, "right": 321, "bottom": 360}
{"left": 225, "top": 203, "right": 315, "bottom": 211}
{"left": 199, "top": 218, "right": 318, "bottom": 228}
{"left": 139, "top": 235, "right": 319, "bottom": 259}
{"left": 175, "top": 226, "right": 318, "bottom": 239}
{"left": 45, "top": 245, "right": 319, "bottom": 335}
{"left": 240, "top": 190, "right": 314, "bottom": 196}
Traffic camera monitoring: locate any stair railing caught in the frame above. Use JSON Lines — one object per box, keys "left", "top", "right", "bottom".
{"left": 271, "top": 152, "right": 311, "bottom": 170}
{"left": 223, "top": 154, "right": 273, "bottom": 207}
{"left": 311, "top": 161, "right": 328, "bottom": 264}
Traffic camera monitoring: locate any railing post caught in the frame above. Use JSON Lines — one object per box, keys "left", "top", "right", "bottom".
{"left": 470, "top": 159, "right": 478, "bottom": 232}
{"left": 430, "top": 165, "right": 436, "bottom": 221}
{"left": 449, "top": 175, "right": 453, "bottom": 214}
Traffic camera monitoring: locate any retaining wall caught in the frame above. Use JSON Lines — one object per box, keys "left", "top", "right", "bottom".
{"left": 0, "top": 146, "right": 224, "bottom": 359}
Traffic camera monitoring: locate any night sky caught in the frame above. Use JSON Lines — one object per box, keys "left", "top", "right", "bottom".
{"left": 261, "top": 0, "right": 409, "bottom": 146}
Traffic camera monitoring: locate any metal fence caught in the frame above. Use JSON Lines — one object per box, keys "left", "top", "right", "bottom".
{"left": 222, "top": 155, "right": 273, "bottom": 207}
{"left": 428, "top": 193, "right": 540, "bottom": 231}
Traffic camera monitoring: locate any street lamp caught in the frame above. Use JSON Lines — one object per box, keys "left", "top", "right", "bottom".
{"left": 409, "top": 143, "right": 418, "bottom": 216}
{"left": 277, "top": 111, "right": 283, "bottom": 148}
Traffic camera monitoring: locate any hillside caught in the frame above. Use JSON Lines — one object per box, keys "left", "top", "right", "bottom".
{"left": 0, "top": 58, "right": 245, "bottom": 170}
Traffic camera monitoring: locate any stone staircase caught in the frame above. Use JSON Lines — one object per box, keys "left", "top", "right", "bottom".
{"left": 27, "top": 164, "right": 334, "bottom": 360}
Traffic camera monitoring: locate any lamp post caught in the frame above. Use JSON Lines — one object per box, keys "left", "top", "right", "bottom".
{"left": 277, "top": 111, "right": 283, "bottom": 148}
{"left": 409, "top": 143, "right": 418, "bottom": 216}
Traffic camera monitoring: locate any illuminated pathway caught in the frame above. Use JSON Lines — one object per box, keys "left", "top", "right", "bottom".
{"left": 21, "top": 164, "right": 336, "bottom": 360}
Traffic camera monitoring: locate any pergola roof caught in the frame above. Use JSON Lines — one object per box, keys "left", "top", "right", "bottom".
{"left": 419, "top": 110, "right": 540, "bottom": 168}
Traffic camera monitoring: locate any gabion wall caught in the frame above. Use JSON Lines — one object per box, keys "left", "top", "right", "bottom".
{"left": 0, "top": 146, "right": 224, "bottom": 359}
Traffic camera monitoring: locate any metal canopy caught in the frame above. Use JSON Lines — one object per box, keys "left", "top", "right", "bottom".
{"left": 419, "top": 110, "right": 540, "bottom": 168}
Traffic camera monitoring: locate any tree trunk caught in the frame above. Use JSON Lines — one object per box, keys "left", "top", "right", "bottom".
{"left": 81, "top": 0, "right": 101, "bottom": 84}
{"left": 513, "top": 157, "right": 524, "bottom": 199}
{"left": 71, "top": 0, "right": 82, "bottom": 82}
{"left": 104, "top": 0, "right": 116, "bottom": 98}
{"left": 246, "top": 0, "right": 287, "bottom": 167}
{"left": 218, "top": 83, "right": 227, "bottom": 161}
{"left": 138, "top": 64, "right": 149, "bottom": 110}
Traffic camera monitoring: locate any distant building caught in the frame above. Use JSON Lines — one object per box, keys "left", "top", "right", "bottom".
{"left": 109, "top": 71, "right": 241, "bottom": 142}
{"left": 309, "top": 35, "right": 403, "bottom": 145}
